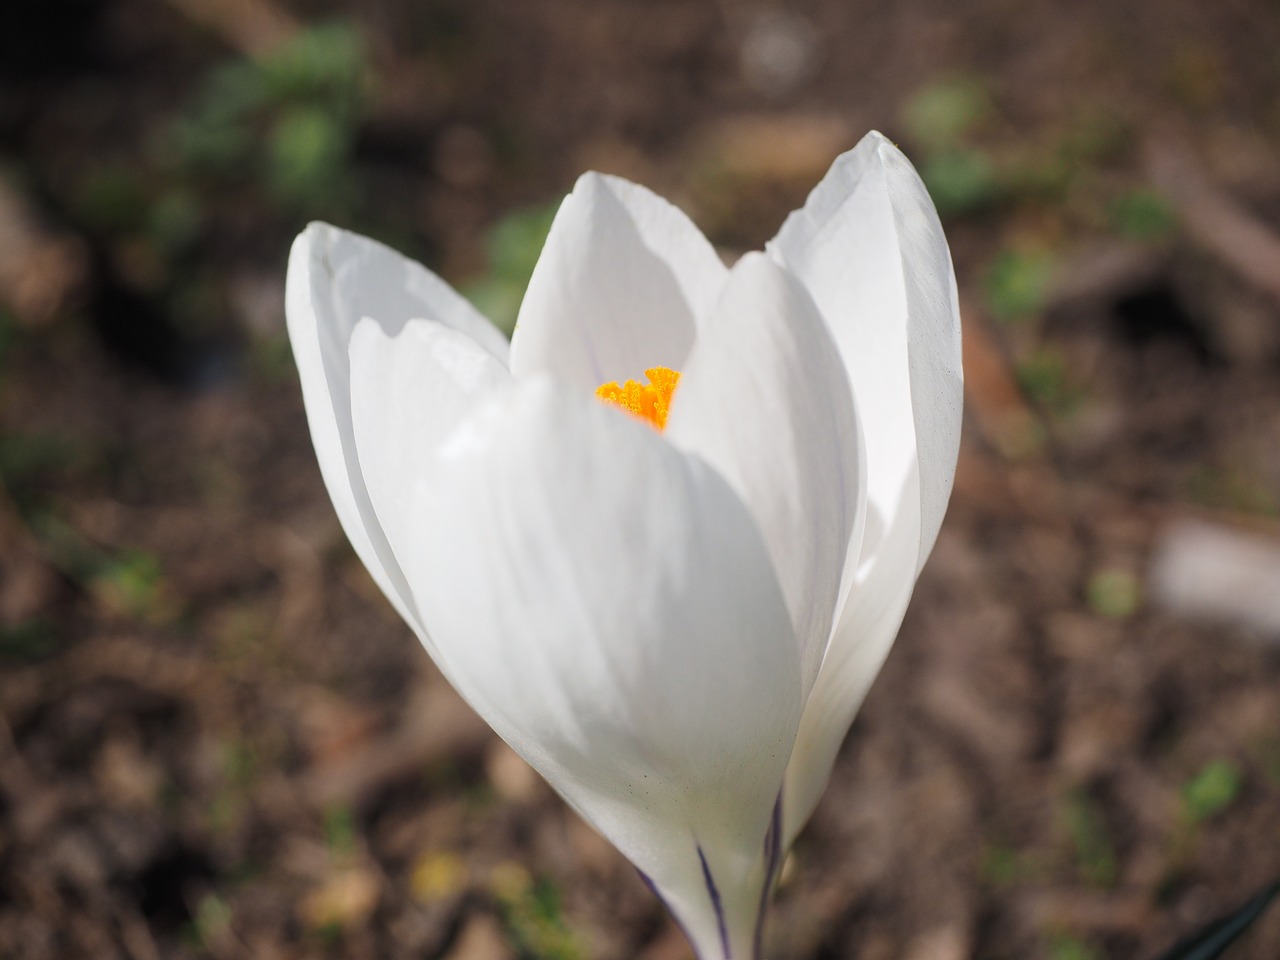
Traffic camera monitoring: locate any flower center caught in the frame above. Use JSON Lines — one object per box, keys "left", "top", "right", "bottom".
{"left": 595, "top": 366, "right": 681, "bottom": 430}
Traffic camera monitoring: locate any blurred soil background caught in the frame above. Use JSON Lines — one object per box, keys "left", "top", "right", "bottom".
{"left": 2, "top": 0, "right": 1280, "bottom": 958}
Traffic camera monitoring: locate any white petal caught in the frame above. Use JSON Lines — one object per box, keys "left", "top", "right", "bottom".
{"left": 781, "top": 467, "right": 920, "bottom": 845}
{"left": 286, "top": 222, "right": 509, "bottom": 635}
{"left": 403, "top": 377, "right": 800, "bottom": 960}
{"left": 768, "top": 131, "right": 962, "bottom": 573}
{"left": 509, "top": 173, "right": 728, "bottom": 389}
{"left": 767, "top": 132, "right": 963, "bottom": 844}
{"left": 666, "top": 252, "right": 864, "bottom": 698}
{"left": 347, "top": 317, "right": 511, "bottom": 659}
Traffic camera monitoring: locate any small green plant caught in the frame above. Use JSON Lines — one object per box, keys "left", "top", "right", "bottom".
{"left": 1058, "top": 106, "right": 1131, "bottom": 167}
{"left": 919, "top": 148, "right": 1001, "bottom": 217}
{"left": 979, "top": 842, "right": 1037, "bottom": 888}
{"left": 191, "top": 893, "right": 233, "bottom": 950}
{"left": 491, "top": 866, "right": 582, "bottom": 960}
{"left": 1182, "top": 760, "right": 1242, "bottom": 823}
{"left": 901, "top": 77, "right": 1001, "bottom": 216}
{"left": 901, "top": 77, "right": 992, "bottom": 151}
{"left": 224, "top": 739, "right": 258, "bottom": 789}
{"left": 92, "top": 549, "right": 165, "bottom": 620}
{"left": 1086, "top": 567, "right": 1142, "bottom": 619}
{"left": 1016, "top": 346, "right": 1080, "bottom": 415}
{"left": 1000, "top": 145, "right": 1076, "bottom": 203}
{"left": 463, "top": 201, "right": 560, "bottom": 335}
{"left": 1062, "top": 789, "right": 1118, "bottom": 888}
{"left": 256, "top": 23, "right": 367, "bottom": 109}
{"left": 1185, "top": 464, "right": 1278, "bottom": 517}
{"left": 324, "top": 804, "right": 358, "bottom": 859}
{"left": 266, "top": 105, "right": 352, "bottom": 206}
{"left": 1111, "top": 189, "right": 1177, "bottom": 241}
{"left": 986, "top": 248, "right": 1056, "bottom": 323}
{"left": 1048, "top": 932, "right": 1102, "bottom": 960}
{"left": 167, "top": 22, "right": 368, "bottom": 213}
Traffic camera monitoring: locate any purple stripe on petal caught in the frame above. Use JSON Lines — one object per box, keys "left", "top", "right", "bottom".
{"left": 636, "top": 868, "right": 661, "bottom": 901}
{"left": 753, "top": 791, "right": 784, "bottom": 960}
{"left": 697, "top": 844, "right": 731, "bottom": 960}
{"left": 637, "top": 868, "right": 703, "bottom": 960}
{"left": 765, "top": 791, "right": 783, "bottom": 877}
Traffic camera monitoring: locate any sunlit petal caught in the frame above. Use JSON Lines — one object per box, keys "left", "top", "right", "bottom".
{"left": 347, "top": 317, "right": 511, "bottom": 658}
{"left": 287, "top": 223, "right": 507, "bottom": 633}
{"left": 510, "top": 173, "right": 728, "bottom": 388}
{"left": 402, "top": 377, "right": 800, "bottom": 959}
{"left": 782, "top": 466, "right": 921, "bottom": 846}
{"left": 768, "top": 131, "right": 963, "bottom": 844}
{"left": 768, "top": 131, "right": 962, "bottom": 576}
{"left": 666, "top": 252, "right": 864, "bottom": 697}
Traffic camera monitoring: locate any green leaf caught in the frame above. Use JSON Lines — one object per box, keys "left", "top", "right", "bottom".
{"left": 901, "top": 77, "right": 991, "bottom": 150}
{"left": 486, "top": 202, "right": 559, "bottom": 282}
{"left": 92, "top": 548, "right": 166, "bottom": 620}
{"left": 1086, "top": 567, "right": 1141, "bottom": 619}
{"left": 460, "top": 277, "right": 526, "bottom": 337}
{"left": 986, "top": 248, "right": 1056, "bottom": 323}
{"left": 323, "top": 804, "right": 356, "bottom": 858}
{"left": 1182, "top": 761, "right": 1242, "bottom": 823}
{"left": 1048, "top": 933, "right": 1102, "bottom": 960}
{"left": 1016, "top": 347, "right": 1073, "bottom": 412}
{"left": 267, "top": 106, "right": 350, "bottom": 205}
{"left": 493, "top": 871, "right": 583, "bottom": 960}
{"left": 1111, "top": 189, "right": 1177, "bottom": 241}
{"left": 1156, "top": 879, "right": 1280, "bottom": 960}
{"left": 259, "top": 23, "right": 367, "bottom": 108}
{"left": 1062, "top": 789, "right": 1117, "bottom": 888}
{"left": 462, "top": 201, "right": 559, "bottom": 333}
{"left": 919, "top": 148, "right": 1001, "bottom": 217}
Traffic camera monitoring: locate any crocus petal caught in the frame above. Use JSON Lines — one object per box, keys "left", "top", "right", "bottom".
{"left": 665, "top": 252, "right": 864, "bottom": 697}
{"left": 400, "top": 376, "right": 800, "bottom": 960}
{"left": 286, "top": 222, "right": 510, "bottom": 636}
{"left": 347, "top": 317, "right": 512, "bottom": 660}
{"left": 768, "top": 131, "right": 962, "bottom": 574}
{"left": 781, "top": 467, "right": 920, "bottom": 846}
{"left": 509, "top": 173, "right": 729, "bottom": 389}
{"left": 767, "top": 132, "right": 963, "bottom": 844}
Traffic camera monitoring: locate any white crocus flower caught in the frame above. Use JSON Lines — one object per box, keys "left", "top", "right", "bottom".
{"left": 286, "top": 130, "right": 962, "bottom": 960}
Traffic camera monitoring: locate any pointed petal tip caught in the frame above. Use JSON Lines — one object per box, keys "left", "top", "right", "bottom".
{"left": 570, "top": 169, "right": 609, "bottom": 195}
{"left": 863, "top": 128, "right": 892, "bottom": 148}
{"left": 513, "top": 167, "right": 725, "bottom": 386}
{"left": 289, "top": 220, "right": 348, "bottom": 263}
{"left": 821, "top": 129, "right": 915, "bottom": 186}
{"left": 571, "top": 168, "right": 645, "bottom": 198}
{"left": 566, "top": 170, "right": 647, "bottom": 213}
{"left": 766, "top": 126, "right": 962, "bottom": 845}
{"left": 298, "top": 219, "right": 330, "bottom": 242}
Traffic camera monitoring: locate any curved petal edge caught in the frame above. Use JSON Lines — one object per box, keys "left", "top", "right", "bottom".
{"left": 401, "top": 377, "right": 801, "bottom": 960}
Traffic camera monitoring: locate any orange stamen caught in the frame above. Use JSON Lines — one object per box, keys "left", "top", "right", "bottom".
{"left": 595, "top": 366, "right": 681, "bottom": 430}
